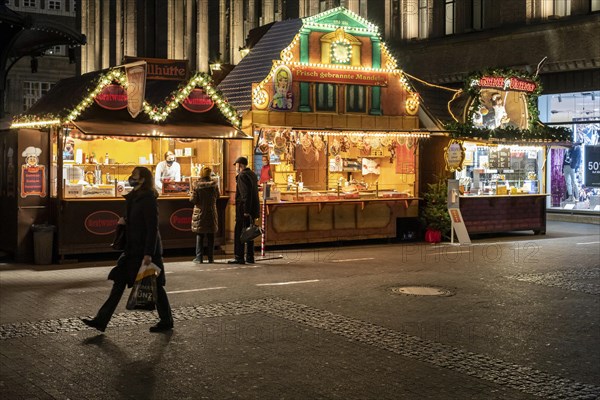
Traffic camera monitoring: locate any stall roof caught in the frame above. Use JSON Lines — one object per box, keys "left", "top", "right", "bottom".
{"left": 217, "top": 18, "right": 303, "bottom": 112}
{"left": 72, "top": 120, "right": 249, "bottom": 140}
{"left": 19, "top": 67, "right": 242, "bottom": 132}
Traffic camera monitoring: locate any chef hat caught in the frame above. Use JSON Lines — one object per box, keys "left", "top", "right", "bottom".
{"left": 22, "top": 146, "right": 42, "bottom": 158}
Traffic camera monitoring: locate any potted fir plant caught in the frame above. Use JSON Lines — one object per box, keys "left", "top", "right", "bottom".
{"left": 420, "top": 180, "right": 451, "bottom": 243}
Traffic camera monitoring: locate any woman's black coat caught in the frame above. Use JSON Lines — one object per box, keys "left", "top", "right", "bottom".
{"left": 108, "top": 189, "right": 165, "bottom": 287}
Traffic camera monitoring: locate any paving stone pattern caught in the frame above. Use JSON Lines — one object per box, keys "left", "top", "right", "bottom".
{"left": 1, "top": 298, "right": 599, "bottom": 399}
{"left": 507, "top": 267, "right": 600, "bottom": 295}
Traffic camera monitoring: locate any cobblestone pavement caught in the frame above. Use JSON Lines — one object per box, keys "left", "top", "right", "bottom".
{"left": 1, "top": 220, "right": 599, "bottom": 399}
{"left": 507, "top": 267, "right": 600, "bottom": 295}
{"left": 1, "top": 297, "right": 599, "bottom": 399}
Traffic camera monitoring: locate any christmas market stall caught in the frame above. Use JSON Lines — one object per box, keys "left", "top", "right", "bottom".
{"left": 413, "top": 68, "right": 572, "bottom": 238}
{"left": 218, "top": 7, "right": 429, "bottom": 245}
{"left": 7, "top": 59, "right": 248, "bottom": 262}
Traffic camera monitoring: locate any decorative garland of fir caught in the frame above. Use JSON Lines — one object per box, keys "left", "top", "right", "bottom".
{"left": 445, "top": 121, "right": 571, "bottom": 142}
{"left": 465, "top": 68, "right": 542, "bottom": 125}
{"left": 13, "top": 70, "right": 240, "bottom": 128}
{"left": 143, "top": 72, "right": 240, "bottom": 127}
{"left": 444, "top": 68, "right": 571, "bottom": 142}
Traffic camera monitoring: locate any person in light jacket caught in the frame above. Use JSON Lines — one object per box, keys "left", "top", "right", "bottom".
{"left": 81, "top": 166, "right": 174, "bottom": 333}
{"left": 190, "top": 167, "right": 219, "bottom": 263}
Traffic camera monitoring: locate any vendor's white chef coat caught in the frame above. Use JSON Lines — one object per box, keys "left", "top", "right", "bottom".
{"left": 155, "top": 160, "right": 181, "bottom": 190}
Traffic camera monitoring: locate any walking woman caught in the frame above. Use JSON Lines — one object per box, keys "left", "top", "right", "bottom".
{"left": 82, "top": 166, "right": 174, "bottom": 333}
{"left": 190, "top": 166, "right": 219, "bottom": 263}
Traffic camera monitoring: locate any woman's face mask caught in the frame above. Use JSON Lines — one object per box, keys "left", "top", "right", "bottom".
{"left": 128, "top": 176, "right": 139, "bottom": 187}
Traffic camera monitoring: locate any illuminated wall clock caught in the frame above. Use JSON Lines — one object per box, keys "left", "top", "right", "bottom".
{"left": 331, "top": 40, "right": 352, "bottom": 64}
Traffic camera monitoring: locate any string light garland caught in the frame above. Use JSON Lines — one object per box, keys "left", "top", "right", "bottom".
{"left": 304, "top": 130, "right": 429, "bottom": 138}
{"left": 253, "top": 61, "right": 419, "bottom": 110}
{"left": 13, "top": 69, "right": 241, "bottom": 129}
{"left": 251, "top": 7, "right": 418, "bottom": 112}
{"left": 143, "top": 72, "right": 240, "bottom": 127}
{"left": 280, "top": 34, "right": 300, "bottom": 63}
{"left": 302, "top": 6, "right": 379, "bottom": 35}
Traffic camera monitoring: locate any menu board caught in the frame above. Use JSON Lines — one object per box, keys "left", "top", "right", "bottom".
{"left": 21, "top": 165, "right": 46, "bottom": 198}
{"left": 510, "top": 150, "right": 526, "bottom": 170}
{"left": 488, "top": 149, "right": 499, "bottom": 168}
{"left": 525, "top": 157, "right": 537, "bottom": 172}
{"left": 499, "top": 148, "right": 511, "bottom": 169}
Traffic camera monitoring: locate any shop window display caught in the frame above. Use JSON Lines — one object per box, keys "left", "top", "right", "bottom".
{"left": 539, "top": 91, "right": 600, "bottom": 210}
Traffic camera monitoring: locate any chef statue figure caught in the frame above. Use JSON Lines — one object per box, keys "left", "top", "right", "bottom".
{"left": 155, "top": 151, "right": 181, "bottom": 192}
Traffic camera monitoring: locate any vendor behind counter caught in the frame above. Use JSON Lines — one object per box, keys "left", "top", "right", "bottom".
{"left": 155, "top": 151, "right": 181, "bottom": 191}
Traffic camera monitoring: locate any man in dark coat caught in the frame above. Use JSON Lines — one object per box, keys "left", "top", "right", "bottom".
{"left": 82, "top": 167, "right": 173, "bottom": 333}
{"left": 229, "top": 156, "right": 260, "bottom": 264}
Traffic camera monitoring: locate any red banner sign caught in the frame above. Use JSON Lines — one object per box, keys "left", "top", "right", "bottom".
{"left": 169, "top": 208, "right": 192, "bottom": 232}
{"left": 291, "top": 65, "right": 388, "bottom": 86}
{"left": 475, "top": 76, "right": 537, "bottom": 93}
{"left": 84, "top": 211, "right": 120, "bottom": 235}
{"left": 94, "top": 84, "right": 128, "bottom": 110}
{"left": 182, "top": 89, "right": 214, "bottom": 113}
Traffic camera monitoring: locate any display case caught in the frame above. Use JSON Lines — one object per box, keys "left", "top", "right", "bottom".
{"left": 451, "top": 142, "right": 548, "bottom": 235}
{"left": 455, "top": 142, "right": 545, "bottom": 196}
{"left": 51, "top": 131, "right": 224, "bottom": 199}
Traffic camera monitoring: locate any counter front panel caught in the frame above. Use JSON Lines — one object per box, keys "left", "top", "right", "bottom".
{"left": 262, "top": 198, "right": 419, "bottom": 245}
{"left": 459, "top": 194, "right": 547, "bottom": 235}
{"left": 56, "top": 197, "right": 229, "bottom": 256}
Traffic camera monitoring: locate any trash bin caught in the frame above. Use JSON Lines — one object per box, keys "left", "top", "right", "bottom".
{"left": 32, "top": 224, "right": 55, "bottom": 265}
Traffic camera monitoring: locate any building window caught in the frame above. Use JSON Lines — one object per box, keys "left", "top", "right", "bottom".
{"left": 541, "top": 0, "right": 571, "bottom": 18}
{"left": 418, "top": 0, "right": 429, "bottom": 39}
{"left": 316, "top": 83, "right": 337, "bottom": 112}
{"left": 22, "top": 0, "right": 37, "bottom": 7}
{"left": 23, "top": 81, "right": 54, "bottom": 111}
{"left": 346, "top": 85, "right": 366, "bottom": 113}
{"left": 359, "top": 0, "right": 368, "bottom": 16}
{"left": 445, "top": 0, "right": 456, "bottom": 35}
{"left": 48, "top": 0, "right": 62, "bottom": 10}
{"left": 45, "top": 45, "right": 66, "bottom": 56}
{"left": 592, "top": 0, "right": 600, "bottom": 12}
{"left": 472, "top": 0, "right": 485, "bottom": 30}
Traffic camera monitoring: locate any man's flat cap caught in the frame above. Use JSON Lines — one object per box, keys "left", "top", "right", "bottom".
{"left": 233, "top": 156, "right": 248, "bottom": 165}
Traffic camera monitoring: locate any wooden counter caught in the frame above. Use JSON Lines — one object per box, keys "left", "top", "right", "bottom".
{"left": 54, "top": 196, "right": 229, "bottom": 258}
{"left": 261, "top": 197, "right": 420, "bottom": 245}
{"left": 459, "top": 194, "right": 548, "bottom": 235}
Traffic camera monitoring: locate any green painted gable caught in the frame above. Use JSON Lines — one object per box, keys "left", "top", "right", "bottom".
{"left": 303, "top": 7, "right": 379, "bottom": 35}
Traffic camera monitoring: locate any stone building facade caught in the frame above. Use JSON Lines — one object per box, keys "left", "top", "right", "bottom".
{"left": 4, "top": 0, "right": 79, "bottom": 118}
